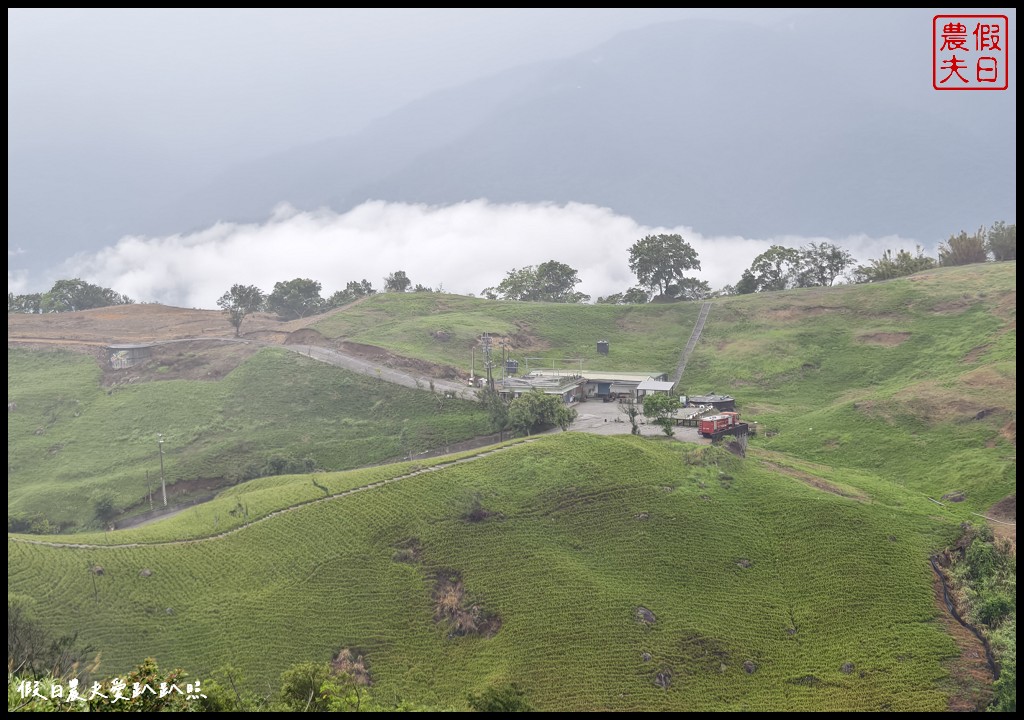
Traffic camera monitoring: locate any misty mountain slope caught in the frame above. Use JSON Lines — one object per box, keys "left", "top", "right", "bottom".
{"left": 171, "top": 12, "right": 1014, "bottom": 243}
{"left": 154, "top": 61, "right": 557, "bottom": 233}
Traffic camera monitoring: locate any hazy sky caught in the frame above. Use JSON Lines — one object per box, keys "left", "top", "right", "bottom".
{"left": 11, "top": 9, "right": 788, "bottom": 164}
{"left": 7, "top": 8, "right": 1011, "bottom": 305}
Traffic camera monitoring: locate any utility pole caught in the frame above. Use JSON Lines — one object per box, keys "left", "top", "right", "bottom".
{"left": 481, "top": 333, "right": 494, "bottom": 392}
{"left": 157, "top": 434, "right": 167, "bottom": 507}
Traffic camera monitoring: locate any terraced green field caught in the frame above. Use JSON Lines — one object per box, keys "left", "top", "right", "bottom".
{"left": 7, "top": 262, "right": 1015, "bottom": 710}
{"left": 8, "top": 347, "right": 489, "bottom": 529}
{"left": 8, "top": 434, "right": 964, "bottom": 711}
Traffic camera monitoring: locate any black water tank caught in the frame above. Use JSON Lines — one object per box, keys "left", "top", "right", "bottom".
{"left": 505, "top": 359, "right": 519, "bottom": 375}
{"left": 597, "top": 340, "right": 609, "bottom": 355}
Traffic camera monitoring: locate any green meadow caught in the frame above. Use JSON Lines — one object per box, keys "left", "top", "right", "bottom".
{"left": 682, "top": 262, "right": 1016, "bottom": 510}
{"left": 7, "top": 347, "right": 489, "bottom": 529}
{"left": 313, "top": 293, "right": 700, "bottom": 375}
{"left": 7, "top": 262, "right": 1015, "bottom": 710}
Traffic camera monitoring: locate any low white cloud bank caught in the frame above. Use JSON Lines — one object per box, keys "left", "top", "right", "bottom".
{"left": 41, "top": 200, "right": 926, "bottom": 308}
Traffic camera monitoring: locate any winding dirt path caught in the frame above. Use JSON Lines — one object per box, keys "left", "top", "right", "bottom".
{"left": 277, "top": 343, "right": 477, "bottom": 400}
{"left": 8, "top": 440, "right": 533, "bottom": 550}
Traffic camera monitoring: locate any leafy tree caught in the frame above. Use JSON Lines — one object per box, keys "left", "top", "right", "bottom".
{"left": 986, "top": 220, "right": 1016, "bottom": 261}
{"left": 9, "top": 655, "right": 225, "bottom": 713}
{"left": 327, "top": 279, "right": 377, "bottom": 308}
{"left": 320, "top": 672, "right": 371, "bottom": 712}
{"left": 533, "top": 260, "right": 589, "bottom": 302}
{"left": 467, "top": 684, "right": 534, "bottom": 712}
{"left": 29, "top": 278, "right": 135, "bottom": 313}
{"left": 938, "top": 228, "right": 988, "bottom": 266}
{"left": 412, "top": 283, "right": 435, "bottom": 293}
{"left": 216, "top": 284, "right": 265, "bottom": 337}
{"left": 798, "top": 241, "right": 857, "bottom": 287}
{"left": 352, "top": 279, "right": 376, "bottom": 296}
{"left": 8, "top": 292, "right": 44, "bottom": 314}
{"left": 596, "top": 287, "right": 650, "bottom": 304}
{"left": 747, "top": 245, "right": 802, "bottom": 292}
{"left": 267, "top": 278, "right": 324, "bottom": 319}
{"left": 508, "top": 390, "right": 577, "bottom": 435}
{"left": 668, "top": 277, "right": 712, "bottom": 301}
{"left": 384, "top": 270, "right": 412, "bottom": 293}
{"left": 642, "top": 393, "right": 680, "bottom": 437}
{"left": 619, "top": 396, "right": 642, "bottom": 435}
{"left": 208, "top": 663, "right": 269, "bottom": 712}
{"left": 8, "top": 595, "right": 94, "bottom": 680}
{"left": 628, "top": 234, "right": 701, "bottom": 297}
{"left": 622, "top": 286, "right": 652, "bottom": 304}
{"left": 87, "top": 657, "right": 221, "bottom": 712}
{"left": 734, "top": 269, "right": 758, "bottom": 295}
{"left": 477, "top": 389, "right": 510, "bottom": 441}
{"left": 852, "top": 246, "right": 937, "bottom": 283}
{"left": 483, "top": 260, "right": 589, "bottom": 303}
{"left": 278, "top": 661, "right": 331, "bottom": 712}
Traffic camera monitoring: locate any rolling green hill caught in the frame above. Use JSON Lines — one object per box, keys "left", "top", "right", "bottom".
{"left": 7, "top": 262, "right": 1015, "bottom": 710}
{"left": 8, "top": 347, "right": 489, "bottom": 530}
{"left": 313, "top": 292, "right": 701, "bottom": 374}
{"left": 8, "top": 434, "right": 963, "bottom": 711}
{"left": 682, "top": 262, "right": 1016, "bottom": 511}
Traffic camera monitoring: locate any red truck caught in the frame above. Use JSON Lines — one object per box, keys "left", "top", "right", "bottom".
{"left": 699, "top": 412, "right": 746, "bottom": 439}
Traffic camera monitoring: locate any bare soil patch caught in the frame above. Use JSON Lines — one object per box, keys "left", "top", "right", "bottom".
{"left": 857, "top": 332, "right": 911, "bottom": 347}
{"left": 506, "top": 321, "right": 550, "bottom": 351}
{"left": 336, "top": 340, "right": 464, "bottom": 380}
{"left": 760, "top": 461, "right": 867, "bottom": 501}
{"left": 101, "top": 341, "right": 259, "bottom": 386}
{"left": 331, "top": 648, "right": 372, "bottom": 686}
{"left": 284, "top": 327, "right": 328, "bottom": 345}
{"left": 931, "top": 299, "right": 972, "bottom": 315}
{"left": 890, "top": 381, "right": 1009, "bottom": 425}
{"left": 432, "top": 570, "right": 501, "bottom": 638}
{"left": 8, "top": 303, "right": 326, "bottom": 348}
{"left": 962, "top": 344, "right": 992, "bottom": 363}
{"left": 991, "top": 290, "right": 1016, "bottom": 328}
{"left": 959, "top": 366, "right": 1015, "bottom": 396}
{"left": 999, "top": 420, "right": 1016, "bottom": 444}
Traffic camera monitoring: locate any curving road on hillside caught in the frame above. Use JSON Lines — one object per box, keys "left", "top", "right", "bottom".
{"left": 8, "top": 440, "right": 533, "bottom": 550}
{"left": 9, "top": 332, "right": 479, "bottom": 401}
{"left": 277, "top": 343, "right": 478, "bottom": 400}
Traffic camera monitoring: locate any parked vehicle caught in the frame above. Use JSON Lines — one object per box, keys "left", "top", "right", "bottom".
{"left": 698, "top": 411, "right": 748, "bottom": 440}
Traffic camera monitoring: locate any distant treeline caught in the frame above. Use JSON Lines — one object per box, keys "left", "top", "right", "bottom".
{"left": 9, "top": 222, "right": 1015, "bottom": 316}
{"left": 8, "top": 278, "right": 134, "bottom": 314}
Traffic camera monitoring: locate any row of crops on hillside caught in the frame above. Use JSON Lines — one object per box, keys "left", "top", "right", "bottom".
{"left": 9, "top": 435, "right": 962, "bottom": 710}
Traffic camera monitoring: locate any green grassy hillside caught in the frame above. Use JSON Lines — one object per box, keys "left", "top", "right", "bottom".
{"left": 7, "top": 347, "right": 489, "bottom": 529}
{"left": 8, "top": 434, "right": 962, "bottom": 711}
{"left": 313, "top": 293, "right": 700, "bottom": 374}
{"left": 683, "top": 262, "right": 1016, "bottom": 511}
{"left": 7, "top": 262, "right": 1015, "bottom": 710}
